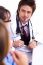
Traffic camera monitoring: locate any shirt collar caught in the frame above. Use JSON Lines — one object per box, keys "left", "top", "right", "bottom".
{"left": 19, "top": 21, "right": 29, "bottom": 28}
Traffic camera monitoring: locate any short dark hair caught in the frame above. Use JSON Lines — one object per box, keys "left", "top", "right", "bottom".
{"left": 17, "top": 0, "right": 36, "bottom": 17}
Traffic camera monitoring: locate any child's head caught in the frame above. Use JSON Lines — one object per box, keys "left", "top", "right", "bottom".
{"left": 0, "top": 19, "right": 9, "bottom": 65}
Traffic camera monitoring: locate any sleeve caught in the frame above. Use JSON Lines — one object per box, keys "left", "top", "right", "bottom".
{"left": 29, "top": 21, "right": 41, "bottom": 45}
{"left": 4, "top": 53, "right": 17, "bottom": 65}
{"left": 10, "top": 22, "right": 21, "bottom": 41}
{"left": 32, "top": 23, "right": 43, "bottom": 44}
{"left": 10, "top": 21, "right": 17, "bottom": 39}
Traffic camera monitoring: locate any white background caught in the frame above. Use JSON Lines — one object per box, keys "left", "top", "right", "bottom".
{"left": 0, "top": 0, "right": 43, "bottom": 43}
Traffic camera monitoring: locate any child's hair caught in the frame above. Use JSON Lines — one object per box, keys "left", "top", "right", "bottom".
{"left": 0, "top": 19, "right": 9, "bottom": 65}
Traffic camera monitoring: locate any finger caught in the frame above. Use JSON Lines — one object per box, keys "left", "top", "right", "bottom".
{"left": 11, "top": 51, "right": 19, "bottom": 63}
